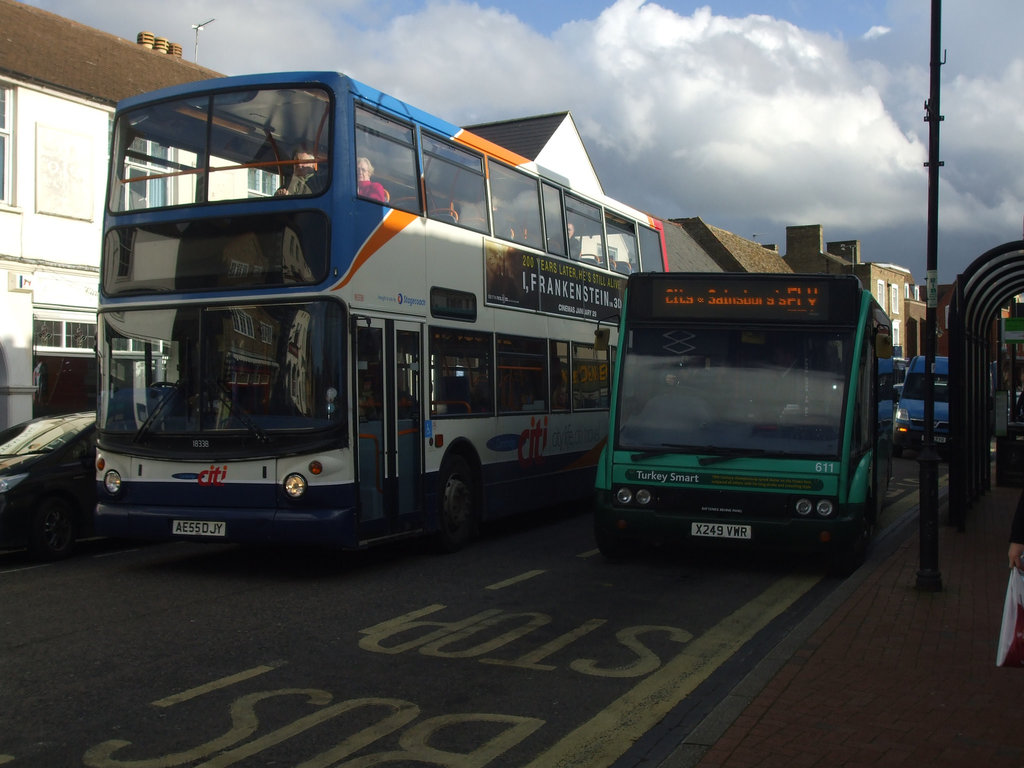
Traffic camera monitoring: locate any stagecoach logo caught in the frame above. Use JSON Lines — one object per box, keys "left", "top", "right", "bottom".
{"left": 172, "top": 465, "right": 228, "bottom": 486}
{"left": 397, "top": 293, "right": 426, "bottom": 306}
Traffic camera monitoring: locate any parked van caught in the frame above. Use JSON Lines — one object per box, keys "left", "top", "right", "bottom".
{"left": 893, "top": 356, "right": 949, "bottom": 456}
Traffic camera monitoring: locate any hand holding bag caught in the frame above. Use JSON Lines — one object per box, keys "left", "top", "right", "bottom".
{"left": 997, "top": 568, "right": 1024, "bottom": 666}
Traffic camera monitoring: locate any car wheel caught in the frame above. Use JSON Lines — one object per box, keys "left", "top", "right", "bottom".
{"left": 435, "top": 455, "right": 476, "bottom": 553}
{"left": 30, "top": 497, "right": 77, "bottom": 559}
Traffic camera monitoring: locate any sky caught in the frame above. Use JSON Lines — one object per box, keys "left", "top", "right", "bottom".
{"left": 25, "top": 0, "right": 1024, "bottom": 283}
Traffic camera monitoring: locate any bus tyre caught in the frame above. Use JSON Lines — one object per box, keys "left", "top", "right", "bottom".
{"left": 29, "top": 497, "right": 76, "bottom": 560}
{"left": 594, "top": 524, "right": 635, "bottom": 561}
{"left": 435, "top": 455, "right": 476, "bottom": 553}
{"left": 831, "top": 517, "right": 871, "bottom": 578}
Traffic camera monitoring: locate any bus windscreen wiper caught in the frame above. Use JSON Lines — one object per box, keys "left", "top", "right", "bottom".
{"left": 697, "top": 448, "right": 769, "bottom": 466}
{"left": 629, "top": 443, "right": 691, "bottom": 461}
{"left": 213, "top": 379, "right": 270, "bottom": 443}
{"left": 133, "top": 380, "right": 182, "bottom": 443}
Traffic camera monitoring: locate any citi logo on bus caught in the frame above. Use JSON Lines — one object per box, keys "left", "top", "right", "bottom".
{"left": 485, "top": 417, "right": 549, "bottom": 468}
{"left": 518, "top": 416, "right": 548, "bottom": 467}
{"left": 172, "top": 466, "right": 229, "bottom": 486}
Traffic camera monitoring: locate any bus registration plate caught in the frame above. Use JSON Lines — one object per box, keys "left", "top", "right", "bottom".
{"left": 691, "top": 522, "right": 751, "bottom": 539}
{"left": 172, "top": 520, "right": 226, "bottom": 537}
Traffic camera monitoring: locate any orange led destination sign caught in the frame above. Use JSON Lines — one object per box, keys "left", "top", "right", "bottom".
{"left": 648, "top": 278, "right": 833, "bottom": 320}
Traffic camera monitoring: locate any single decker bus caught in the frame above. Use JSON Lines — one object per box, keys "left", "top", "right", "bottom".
{"left": 94, "top": 71, "right": 667, "bottom": 552}
{"left": 594, "top": 272, "right": 893, "bottom": 573}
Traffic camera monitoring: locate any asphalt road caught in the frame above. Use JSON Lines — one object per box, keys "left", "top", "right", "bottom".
{"left": 0, "top": 454, "right": 931, "bottom": 768}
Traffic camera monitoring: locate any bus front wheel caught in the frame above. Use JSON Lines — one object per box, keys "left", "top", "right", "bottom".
{"left": 435, "top": 455, "right": 476, "bottom": 553}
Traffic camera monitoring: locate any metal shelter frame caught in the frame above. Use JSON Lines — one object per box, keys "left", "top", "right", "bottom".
{"left": 949, "top": 240, "right": 1024, "bottom": 529}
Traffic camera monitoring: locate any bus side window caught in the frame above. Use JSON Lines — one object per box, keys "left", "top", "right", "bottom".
{"left": 355, "top": 106, "right": 419, "bottom": 213}
{"left": 423, "top": 134, "right": 487, "bottom": 233}
{"left": 542, "top": 183, "right": 566, "bottom": 257}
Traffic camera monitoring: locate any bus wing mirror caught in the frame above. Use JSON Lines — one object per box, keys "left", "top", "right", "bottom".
{"left": 875, "top": 331, "right": 893, "bottom": 359}
{"left": 594, "top": 327, "right": 610, "bottom": 352}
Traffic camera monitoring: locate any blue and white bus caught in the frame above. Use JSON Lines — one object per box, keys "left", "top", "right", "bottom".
{"left": 94, "top": 72, "right": 667, "bottom": 552}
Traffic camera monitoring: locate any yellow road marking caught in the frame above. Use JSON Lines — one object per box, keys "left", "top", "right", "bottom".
{"left": 523, "top": 572, "right": 821, "bottom": 768}
{"left": 485, "top": 570, "right": 546, "bottom": 590}
{"left": 153, "top": 664, "right": 282, "bottom": 707}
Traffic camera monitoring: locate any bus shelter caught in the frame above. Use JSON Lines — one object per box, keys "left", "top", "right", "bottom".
{"left": 948, "top": 239, "right": 1024, "bottom": 529}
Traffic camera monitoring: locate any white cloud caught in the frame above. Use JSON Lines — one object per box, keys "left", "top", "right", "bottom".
{"left": 25, "top": 0, "right": 1024, "bottom": 281}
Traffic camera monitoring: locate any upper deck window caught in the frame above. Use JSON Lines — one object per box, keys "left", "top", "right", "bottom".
{"left": 488, "top": 161, "right": 542, "bottom": 250}
{"left": 422, "top": 134, "right": 487, "bottom": 233}
{"left": 565, "top": 194, "right": 605, "bottom": 268}
{"left": 354, "top": 106, "right": 418, "bottom": 212}
{"left": 109, "top": 86, "right": 331, "bottom": 212}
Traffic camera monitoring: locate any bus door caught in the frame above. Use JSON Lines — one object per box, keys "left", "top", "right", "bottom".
{"left": 355, "top": 317, "right": 423, "bottom": 541}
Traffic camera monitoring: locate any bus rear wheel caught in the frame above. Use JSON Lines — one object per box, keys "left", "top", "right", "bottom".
{"left": 435, "top": 455, "right": 476, "bottom": 553}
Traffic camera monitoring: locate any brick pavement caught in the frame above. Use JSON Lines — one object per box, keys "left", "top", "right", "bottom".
{"left": 668, "top": 481, "right": 1024, "bottom": 768}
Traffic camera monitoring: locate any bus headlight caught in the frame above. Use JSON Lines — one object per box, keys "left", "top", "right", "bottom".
{"left": 283, "top": 473, "right": 307, "bottom": 499}
{"left": 615, "top": 487, "right": 633, "bottom": 505}
{"left": 795, "top": 498, "right": 813, "bottom": 516}
{"left": 635, "top": 488, "right": 652, "bottom": 505}
{"left": 816, "top": 499, "right": 835, "bottom": 518}
{"left": 104, "top": 470, "right": 122, "bottom": 495}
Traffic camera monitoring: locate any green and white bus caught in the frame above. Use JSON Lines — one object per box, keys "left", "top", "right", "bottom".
{"left": 594, "top": 272, "right": 893, "bottom": 573}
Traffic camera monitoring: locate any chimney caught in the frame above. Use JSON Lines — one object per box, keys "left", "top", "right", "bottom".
{"left": 153, "top": 36, "right": 169, "bottom": 54}
{"left": 785, "top": 224, "right": 823, "bottom": 260}
{"left": 826, "top": 240, "right": 861, "bottom": 265}
{"left": 137, "top": 31, "right": 154, "bottom": 49}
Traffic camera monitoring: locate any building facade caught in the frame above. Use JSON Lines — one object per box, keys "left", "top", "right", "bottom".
{"left": 0, "top": 0, "right": 218, "bottom": 428}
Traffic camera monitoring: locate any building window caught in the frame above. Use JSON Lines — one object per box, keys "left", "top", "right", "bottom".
{"left": 890, "top": 284, "right": 900, "bottom": 315}
{"left": 891, "top": 319, "right": 901, "bottom": 348}
{"left": 875, "top": 280, "right": 886, "bottom": 311}
{"left": 0, "top": 87, "right": 10, "bottom": 204}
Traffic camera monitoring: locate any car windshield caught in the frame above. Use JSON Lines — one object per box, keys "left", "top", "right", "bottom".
{"left": 0, "top": 415, "right": 93, "bottom": 456}
{"left": 901, "top": 372, "right": 949, "bottom": 402}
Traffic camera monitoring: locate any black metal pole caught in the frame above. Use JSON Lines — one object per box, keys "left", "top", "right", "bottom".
{"left": 917, "top": 0, "right": 943, "bottom": 591}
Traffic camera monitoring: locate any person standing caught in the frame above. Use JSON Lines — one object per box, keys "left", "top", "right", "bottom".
{"left": 1008, "top": 490, "right": 1024, "bottom": 569}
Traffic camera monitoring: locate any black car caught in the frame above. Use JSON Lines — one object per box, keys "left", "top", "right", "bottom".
{"left": 0, "top": 412, "right": 97, "bottom": 559}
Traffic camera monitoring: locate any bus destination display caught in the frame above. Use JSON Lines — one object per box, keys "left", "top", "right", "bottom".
{"left": 649, "top": 279, "right": 831, "bottom": 320}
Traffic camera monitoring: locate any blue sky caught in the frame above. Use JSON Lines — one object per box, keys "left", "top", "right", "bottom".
{"left": 25, "top": 0, "right": 1024, "bottom": 284}
{"left": 502, "top": 1, "right": 889, "bottom": 37}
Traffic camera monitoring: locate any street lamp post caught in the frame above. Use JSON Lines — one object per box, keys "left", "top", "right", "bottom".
{"left": 917, "top": 0, "right": 943, "bottom": 592}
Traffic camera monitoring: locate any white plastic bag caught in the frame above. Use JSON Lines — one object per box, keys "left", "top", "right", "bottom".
{"left": 997, "top": 569, "right": 1024, "bottom": 666}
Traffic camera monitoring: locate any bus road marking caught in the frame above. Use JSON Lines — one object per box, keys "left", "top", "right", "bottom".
{"left": 153, "top": 663, "right": 283, "bottom": 707}
{"left": 523, "top": 572, "right": 822, "bottom": 768}
{"left": 485, "top": 570, "right": 546, "bottom": 590}
{"left": 577, "top": 548, "right": 600, "bottom": 558}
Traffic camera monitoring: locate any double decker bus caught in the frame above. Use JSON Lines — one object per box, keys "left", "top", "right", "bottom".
{"left": 94, "top": 72, "right": 666, "bottom": 552}
{"left": 594, "top": 273, "right": 893, "bottom": 573}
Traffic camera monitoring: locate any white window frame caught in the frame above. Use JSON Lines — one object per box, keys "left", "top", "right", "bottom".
{"left": 875, "top": 279, "right": 886, "bottom": 312}
{"left": 890, "top": 284, "right": 900, "bottom": 315}
{"left": 0, "top": 85, "right": 11, "bottom": 205}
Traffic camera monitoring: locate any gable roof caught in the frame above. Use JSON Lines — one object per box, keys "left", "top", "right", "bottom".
{"left": 671, "top": 217, "right": 792, "bottom": 273}
{"left": 465, "top": 112, "right": 566, "bottom": 161}
{"left": 0, "top": 0, "right": 221, "bottom": 106}
{"left": 659, "top": 218, "right": 722, "bottom": 272}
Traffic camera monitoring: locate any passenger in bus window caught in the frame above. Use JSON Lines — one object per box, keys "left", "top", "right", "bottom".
{"left": 277, "top": 151, "right": 324, "bottom": 196}
{"left": 356, "top": 156, "right": 389, "bottom": 203}
{"left": 567, "top": 221, "right": 582, "bottom": 260}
